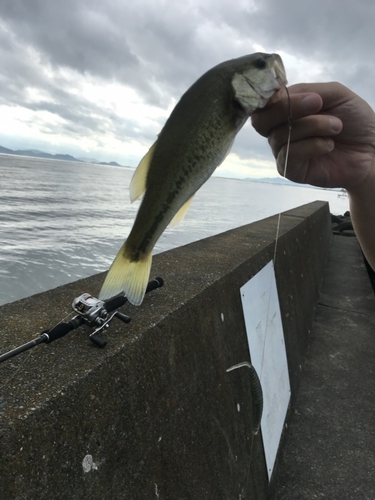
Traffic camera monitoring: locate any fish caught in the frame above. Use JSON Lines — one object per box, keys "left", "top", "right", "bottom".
{"left": 99, "top": 52, "right": 287, "bottom": 305}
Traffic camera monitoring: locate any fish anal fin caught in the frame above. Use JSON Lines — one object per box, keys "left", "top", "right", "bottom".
{"left": 129, "top": 140, "right": 157, "bottom": 203}
{"left": 99, "top": 243, "right": 152, "bottom": 306}
{"left": 168, "top": 196, "right": 194, "bottom": 229}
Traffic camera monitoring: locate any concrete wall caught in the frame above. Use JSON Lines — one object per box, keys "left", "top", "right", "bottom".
{"left": 0, "top": 201, "right": 331, "bottom": 500}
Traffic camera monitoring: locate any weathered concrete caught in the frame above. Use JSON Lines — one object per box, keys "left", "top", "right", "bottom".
{"left": 0, "top": 201, "right": 331, "bottom": 500}
{"left": 272, "top": 236, "right": 375, "bottom": 499}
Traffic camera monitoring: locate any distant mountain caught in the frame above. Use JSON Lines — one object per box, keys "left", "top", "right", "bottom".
{"left": 0, "top": 145, "right": 83, "bottom": 162}
{"left": 76, "top": 157, "right": 121, "bottom": 166}
{"left": 99, "top": 161, "right": 121, "bottom": 167}
{"left": 77, "top": 157, "right": 100, "bottom": 163}
{"left": 0, "top": 145, "right": 124, "bottom": 167}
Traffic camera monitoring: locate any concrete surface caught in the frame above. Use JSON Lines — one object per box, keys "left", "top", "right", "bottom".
{"left": 272, "top": 235, "right": 375, "bottom": 499}
{"left": 0, "top": 201, "right": 331, "bottom": 500}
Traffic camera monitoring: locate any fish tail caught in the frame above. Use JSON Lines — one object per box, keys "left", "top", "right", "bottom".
{"left": 99, "top": 242, "right": 152, "bottom": 306}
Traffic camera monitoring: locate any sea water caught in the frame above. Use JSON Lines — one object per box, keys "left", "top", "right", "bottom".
{"left": 0, "top": 154, "right": 349, "bottom": 305}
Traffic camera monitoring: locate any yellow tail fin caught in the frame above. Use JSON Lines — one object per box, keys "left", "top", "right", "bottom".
{"left": 99, "top": 243, "right": 152, "bottom": 306}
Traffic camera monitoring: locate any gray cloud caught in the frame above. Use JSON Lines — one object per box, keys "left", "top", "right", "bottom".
{"left": 0, "top": 0, "right": 374, "bottom": 167}
{"left": 1, "top": 1, "right": 139, "bottom": 74}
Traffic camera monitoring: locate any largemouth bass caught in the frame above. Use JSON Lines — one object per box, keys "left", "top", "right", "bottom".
{"left": 99, "top": 53, "right": 287, "bottom": 305}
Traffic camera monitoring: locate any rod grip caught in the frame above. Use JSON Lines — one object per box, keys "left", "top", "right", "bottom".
{"left": 45, "top": 317, "right": 84, "bottom": 342}
{"left": 104, "top": 295, "right": 127, "bottom": 313}
{"left": 145, "top": 277, "right": 164, "bottom": 294}
{"left": 45, "top": 323, "right": 73, "bottom": 342}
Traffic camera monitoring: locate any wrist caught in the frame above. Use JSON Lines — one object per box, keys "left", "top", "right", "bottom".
{"left": 347, "top": 160, "right": 375, "bottom": 200}
{"left": 346, "top": 160, "right": 375, "bottom": 271}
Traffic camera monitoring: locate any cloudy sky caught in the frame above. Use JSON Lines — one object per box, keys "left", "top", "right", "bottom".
{"left": 0, "top": 0, "right": 374, "bottom": 178}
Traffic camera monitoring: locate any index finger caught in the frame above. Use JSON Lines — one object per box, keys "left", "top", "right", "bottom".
{"left": 251, "top": 90, "right": 323, "bottom": 138}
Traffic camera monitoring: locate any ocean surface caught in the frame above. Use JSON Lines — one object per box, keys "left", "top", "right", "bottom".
{"left": 0, "top": 154, "right": 349, "bottom": 306}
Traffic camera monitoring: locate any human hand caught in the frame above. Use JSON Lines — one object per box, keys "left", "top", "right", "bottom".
{"left": 251, "top": 82, "right": 375, "bottom": 192}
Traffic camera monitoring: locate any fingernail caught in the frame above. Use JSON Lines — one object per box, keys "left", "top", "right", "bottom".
{"left": 329, "top": 117, "right": 342, "bottom": 133}
{"left": 323, "top": 139, "right": 335, "bottom": 152}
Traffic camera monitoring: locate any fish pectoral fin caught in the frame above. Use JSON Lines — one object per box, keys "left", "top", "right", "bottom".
{"left": 129, "top": 140, "right": 158, "bottom": 203}
{"left": 168, "top": 196, "right": 194, "bottom": 229}
{"left": 99, "top": 243, "right": 152, "bottom": 306}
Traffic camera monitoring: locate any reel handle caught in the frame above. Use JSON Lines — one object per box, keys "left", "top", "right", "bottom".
{"left": 115, "top": 312, "right": 131, "bottom": 323}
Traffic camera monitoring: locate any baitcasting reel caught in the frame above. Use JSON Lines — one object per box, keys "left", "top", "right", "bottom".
{"left": 0, "top": 277, "right": 164, "bottom": 363}
{"left": 72, "top": 292, "right": 132, "bottom": 348}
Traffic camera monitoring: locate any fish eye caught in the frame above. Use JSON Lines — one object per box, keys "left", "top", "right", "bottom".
{"left": 254, "top": 57, "right": 267, "bottom": 69}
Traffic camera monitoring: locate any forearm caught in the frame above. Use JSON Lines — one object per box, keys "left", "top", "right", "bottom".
{"left": 347, "top": 170, "right": 375, "bottom": 271}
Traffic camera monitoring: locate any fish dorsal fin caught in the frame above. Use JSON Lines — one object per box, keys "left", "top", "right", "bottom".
{"left": 168, "top": 196, "right": 194, "bottom": 229}
{"left": 129, "top": 140, "right": 157, "bottom": 202}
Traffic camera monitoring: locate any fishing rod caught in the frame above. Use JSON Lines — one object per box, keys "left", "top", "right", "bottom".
{"left": 0, "top": 277, "right": 164, "bottom": 364}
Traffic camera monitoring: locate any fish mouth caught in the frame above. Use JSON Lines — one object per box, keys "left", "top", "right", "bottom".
{"left": 272, "top": 55, "right": 288, "bottom": 87}
{"left": 246, "top": 78, "right": 284, "bottom": 101}
{"left": 243, "top": 60, "right": 287, "bottom": 101}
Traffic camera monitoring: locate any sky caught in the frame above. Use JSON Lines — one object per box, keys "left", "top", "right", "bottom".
{"left": 0, "top": 0, "right": 374, "bottom": 179}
